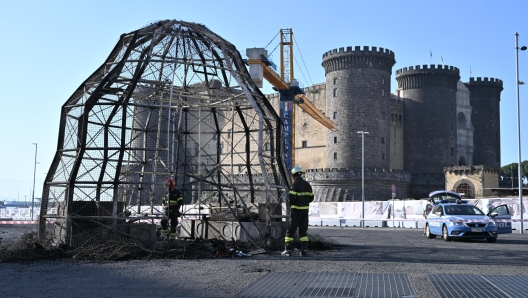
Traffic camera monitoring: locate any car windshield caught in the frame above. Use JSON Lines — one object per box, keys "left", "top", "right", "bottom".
{"left": 444, "top": 205, "right": 484, "bottom": 216}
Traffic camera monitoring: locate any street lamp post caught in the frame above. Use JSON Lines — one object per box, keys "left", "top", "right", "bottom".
{"left": 32, "top": 143, "right": 37, "bottom": 221}
{"left": 511, "top": 165, "right": 514, "bottom": 188}
{"left": 515, "top": 32, "right": 526, "bottom": 233}
{"left": 357, "top": 131, "right": 369, "bottom": 228}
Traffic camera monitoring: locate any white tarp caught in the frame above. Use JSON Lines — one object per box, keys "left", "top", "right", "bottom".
{"left": 3, "top": 198, "right": 528, "bottom": 222}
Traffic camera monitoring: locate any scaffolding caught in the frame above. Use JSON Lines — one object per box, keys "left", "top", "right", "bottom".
{"left": 38, "top": 20, "right": 290, "bottom": 247}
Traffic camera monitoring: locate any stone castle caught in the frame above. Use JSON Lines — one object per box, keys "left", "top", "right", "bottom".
{"left": 267, "top": 46, "right": 503, "bottom": 201}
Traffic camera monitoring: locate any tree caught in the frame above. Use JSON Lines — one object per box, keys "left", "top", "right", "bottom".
{"left": 500, "top": 161, "right": 528, "bottom": 187}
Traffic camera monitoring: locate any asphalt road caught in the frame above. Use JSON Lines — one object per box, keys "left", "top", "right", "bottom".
{"left": 1, "top": 225, "right": 528, "bottom": 297}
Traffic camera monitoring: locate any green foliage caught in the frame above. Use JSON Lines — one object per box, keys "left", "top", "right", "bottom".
{"left": 500, "top": 161, "right": 528, "bottom": 186}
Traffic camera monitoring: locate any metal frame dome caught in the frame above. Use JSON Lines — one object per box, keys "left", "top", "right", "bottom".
{"left": 39, "top": 20, "right": 289, "bottom": 246}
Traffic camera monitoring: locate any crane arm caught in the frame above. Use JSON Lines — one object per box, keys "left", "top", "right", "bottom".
{"left": 246, "top": 57, "right": 338, "bottom": 131}
{"left": 295, "top": 94, "right": 337, "bottom": 131}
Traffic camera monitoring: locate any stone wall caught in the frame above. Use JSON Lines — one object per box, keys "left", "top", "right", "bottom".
{"left": 304, "top": 167, "right": 410, "bottom": 201}
{"left": 445, "top": 165, "right": 499, "bottom": 198}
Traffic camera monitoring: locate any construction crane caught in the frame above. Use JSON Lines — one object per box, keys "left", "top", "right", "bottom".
{"left": 246, "top": 29, "right": 337, "bottom": 173}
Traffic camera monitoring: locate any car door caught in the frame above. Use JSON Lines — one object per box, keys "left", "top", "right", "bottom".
{"left": 489, "top": 204, "right": 512, "bottom": 234}
{"left": 428, "top": 205, "right": 444, "bottom": 235}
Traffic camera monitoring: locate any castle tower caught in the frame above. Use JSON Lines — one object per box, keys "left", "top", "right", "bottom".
{"left": 464, "top": 77, "right": 503, "bottom": 169}
{"left": 396, "top": 65, "right": 460, "bottom": 199}
{"left": 305, "top": 46, "right": 410, "bottom": 202}
{"left": 322, "top": 46, "right": 396, "bottom": 170}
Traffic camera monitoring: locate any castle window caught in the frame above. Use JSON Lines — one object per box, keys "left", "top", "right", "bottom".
{"left": 451, "top": 123, "right": 453, "bottom": 132}
{"left": 334, "top": 152, "right": 337, "bottom": 160}
{"left": 382, "top": 78, "right": 385, "bottom": 85}
{"left": 382, "top": 153, "right": 385, "bottom": 160}
{"left": 391, "top": 113, "right": 394, "bottom": 121}
{"left": 264, "top": 142, "right": 270, "bottom": 151}
{"left": 333, "top": 88, "right": 338, "bottom": 97}
{"left": 228, "top": 129, "right": 232, "bottom": 138}
{"left": 399, "top": 114, "right": 402, "bottom": 122}
{"left": 333, "top": 77, "right": 337, "bottom": 85}
{"left": 451, "top": 147, "right": 454, "bottom": 156}
{"left": 381, "top": 89, "right": 385, "bottom": 96}
{"left": 238, "top": 165, "right": 243, "bottom": 172}
{"left": 333, "top": 111, "right": 337, "bottom": 119}
{"left": 302, "top": 141, "right": 307, "bottom": 148}
{"left": 381, "top": 137, "right": 385, "bottom": 144}
{"left": 334, "top": 137, "right": 337, "bottom": 144}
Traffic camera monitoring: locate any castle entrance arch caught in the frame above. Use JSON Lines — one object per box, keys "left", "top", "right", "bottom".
{"left": 455, "top": 183, "right": 473, "bottom": 199}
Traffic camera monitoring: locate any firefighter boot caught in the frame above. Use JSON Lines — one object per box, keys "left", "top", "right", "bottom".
{"left": 301, "top": 242, "right": 309, "bottom": 257}
{"left": 281, "top": 242, "right": 293, "bottom": 257}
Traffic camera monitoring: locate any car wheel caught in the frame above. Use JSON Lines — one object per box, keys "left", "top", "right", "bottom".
{"left": 426, "top": 224, "right": 435, "bottom": 239}
{"left": 486, "top": 237, "right": 497, "bottom": 243}
{"left": 442, "top": 225, "right": 451, "bottom": 241}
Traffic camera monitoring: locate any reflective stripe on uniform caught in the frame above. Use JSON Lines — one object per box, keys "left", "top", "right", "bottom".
{"left": 163, "top": 197, "right": 183, "bottom": 204}
{"left": 289, "top": 191, "right": 314, "bottom": 196}
{"left": 285, "top": 236, "right": 294, "bottom": 243}
{"left": 300, "top": 236, "right": 309, "bottom": 242}
{"left": 291, "top": 205, "right": 309, "bottom": 210}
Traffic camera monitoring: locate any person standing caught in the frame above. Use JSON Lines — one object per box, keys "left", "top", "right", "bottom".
{"left": 422, "top": 198, "right": 433, "bottom": 235}
{"left": 282, "top": 166, "right": 314, "bottom": 257}
{"left": 161, "top": 177, "right": 183, "bottom": 240}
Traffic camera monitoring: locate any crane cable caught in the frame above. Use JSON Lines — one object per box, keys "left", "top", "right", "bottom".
{"left": 264, "top": 31, "right": 280, "bottom": 50}
{"left": 293, "top": 34, "right": 314, "bottom": 88}
{"left": 265, "top": 32, "right": 281, "bottom": 59}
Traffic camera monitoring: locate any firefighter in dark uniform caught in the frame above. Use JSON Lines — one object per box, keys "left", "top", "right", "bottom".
{"left": 282, "top": 166, "right": 314, "bottom": 257}
{"left": 161, "top": 178, "right": 183, "bottom": 240}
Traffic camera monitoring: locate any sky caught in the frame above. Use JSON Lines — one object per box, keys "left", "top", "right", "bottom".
{"left": 0, "top": 0, "right": 527, "bottom": 200}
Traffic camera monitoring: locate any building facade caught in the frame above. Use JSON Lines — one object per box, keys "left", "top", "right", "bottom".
{"left": 268, "top": 46, "right": 503, "bottom": 200}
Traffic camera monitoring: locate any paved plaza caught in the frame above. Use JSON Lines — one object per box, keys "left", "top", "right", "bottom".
{"left": 1, "top": 225, "right": 528, "bottom": 297}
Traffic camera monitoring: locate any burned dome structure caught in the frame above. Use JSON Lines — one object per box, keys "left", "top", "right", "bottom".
{"left": 39, "top": 20, "right": 289, "bottom": 246}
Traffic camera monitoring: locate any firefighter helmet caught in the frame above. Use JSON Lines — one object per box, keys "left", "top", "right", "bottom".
{"left": 291, "top": 166, "right": 303, "bottom": 175}
{"left": 165, "top": 177, "right": 175, "bottom": 187}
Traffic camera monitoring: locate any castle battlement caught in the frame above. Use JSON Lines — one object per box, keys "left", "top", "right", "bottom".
{"left": 396, "top": 64, "right": 460, "bottom": 90}
{"left": 306, "top": 167, "right": 407, "bottom": 174}
{"left": 467, "top": 77, "right": 503, "bottom": 87}
{"left": 470, "top": 77, "right": 502, "bottom": 83}
{"left": 322, "top": 46, "right": 395, "bottom": 59}
{"left": 396, "top": 64, "right": 460, "bottom": 75}
{"left": 322, "top": 46, "right": 396, "bottom": 74}
{"left": 444, "top": 165, "right": 499, "bottom": 174}
{"left": 464, "top": 77, "right": 504, "bottom": 99}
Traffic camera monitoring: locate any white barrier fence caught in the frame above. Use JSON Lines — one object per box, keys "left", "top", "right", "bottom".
{"left": 308, "top": 198, "right": 528, "bottom": 230}
{"left": 2, "top": 198, "right": 528, "bottom": 229}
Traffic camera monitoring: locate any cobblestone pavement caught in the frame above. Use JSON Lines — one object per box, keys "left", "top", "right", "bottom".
{"left": 1, "top": 225, "right": 528, "bottom": 297}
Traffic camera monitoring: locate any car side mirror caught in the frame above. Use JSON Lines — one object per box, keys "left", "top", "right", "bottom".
{"left": 489, "top": 212, "right": 498, "bottom": 218}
